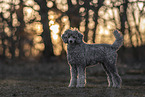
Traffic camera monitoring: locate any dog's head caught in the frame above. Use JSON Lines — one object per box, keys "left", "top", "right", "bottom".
{"left": 61, "top": 29, "right": 83, "bottom": 44}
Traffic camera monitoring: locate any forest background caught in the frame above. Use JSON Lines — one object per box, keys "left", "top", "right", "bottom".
{"left": 0, "top": 0, "right": 145, "bottom": 96}
{"left": 0, "top": 0, "right": 145, "bottom": 62}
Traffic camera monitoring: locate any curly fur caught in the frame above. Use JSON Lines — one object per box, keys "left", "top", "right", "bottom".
{"left": 61, "top": 29, "right": 123, "bottom": 88}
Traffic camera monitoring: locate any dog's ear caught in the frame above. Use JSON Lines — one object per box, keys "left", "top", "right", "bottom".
{"left": 76, "top": 31, "right": 83, "bottom": 43}
{"left": 61, "top": 29, "right": 71, "bottom": 43}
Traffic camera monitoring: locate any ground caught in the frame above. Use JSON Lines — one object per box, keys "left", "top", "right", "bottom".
{"left": 0, "top": 59, "right": 145, "bottom": 97}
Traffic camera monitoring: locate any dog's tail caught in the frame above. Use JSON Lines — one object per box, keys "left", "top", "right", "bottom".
{"left": 111, "top": 30, "right": 123, "bottom": 51}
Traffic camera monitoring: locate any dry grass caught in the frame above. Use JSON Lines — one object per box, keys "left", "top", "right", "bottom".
{"left": 0, "top": 59, "right": 145, "bottom": 97}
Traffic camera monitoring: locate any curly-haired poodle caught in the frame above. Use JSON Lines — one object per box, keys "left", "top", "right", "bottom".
{"left": 61, "top": 29, "right": 123, "bottom": 88}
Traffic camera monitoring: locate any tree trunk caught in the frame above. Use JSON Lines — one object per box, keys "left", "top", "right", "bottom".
{"left": 67, "top": 0, "right": 81, "bottom": 28}
{"left": 84, "top": 9, "right": 89, "bottom": 42}
{"left": 92, "top": 0, "right": 104, "bottom": 43}
{"left": 35, "top": 0, "right": 54, "bottom": 58}
{"left": 16, "top": 0, "right": 25, "bottom": 58}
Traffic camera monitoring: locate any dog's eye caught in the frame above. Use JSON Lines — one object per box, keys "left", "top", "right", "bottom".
{"left": 64, "top": 36, "right": 68, "bottom": 38}
{"left": 72, "top": 36, "right": 76, "bottom": 38}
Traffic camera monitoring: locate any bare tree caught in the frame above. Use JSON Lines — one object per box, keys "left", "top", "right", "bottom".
{"left": 16, "top": 0, "right": 25, "bottom": 58}
{"left": 66, "top": 0, "right": 81, "bottom": 28}
{"left": 92, "top": 0, "right": 104, "bottom": 43}
{"left": 34, "top": 0, "right": 54, "bottom": 58}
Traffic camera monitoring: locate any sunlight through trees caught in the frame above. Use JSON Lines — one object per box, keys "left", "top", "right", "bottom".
{"left": 0, "top": 0, "right": 145, "bottom": 59}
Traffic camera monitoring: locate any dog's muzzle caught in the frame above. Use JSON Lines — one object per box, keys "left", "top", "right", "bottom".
{"left": 68, "top": 36, "right": 75, "bottom": 44}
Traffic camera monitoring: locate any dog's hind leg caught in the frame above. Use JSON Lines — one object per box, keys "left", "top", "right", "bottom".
{"left": 110, "top": 65, "right": 122, "bottom": 88}
{"left": 104, "top": 52, "right": 122, "bottom": 88}
{"left": 68, "top": 65, "right": 77, "bottom": 87}
{"left": 102, "top": 63, "right": 113, "bottom": 87}
{"left": 105, "top": 62, "right": 122, "bottom": 88}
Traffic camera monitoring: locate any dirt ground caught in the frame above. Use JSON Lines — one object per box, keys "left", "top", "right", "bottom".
{"left": 0, "top": 59, "right": 145, "bottom": 97}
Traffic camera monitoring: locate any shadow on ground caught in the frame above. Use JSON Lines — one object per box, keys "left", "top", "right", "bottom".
{"left": 0, "top": 59, "right": 145, "bottom": 97}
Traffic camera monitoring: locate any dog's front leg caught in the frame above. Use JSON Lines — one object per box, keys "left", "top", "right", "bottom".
{"left": 76, "top": 66, "right": 86, "bottom": 88}
{"left": 68, "top": 65, "right": 77, "bottom": 87}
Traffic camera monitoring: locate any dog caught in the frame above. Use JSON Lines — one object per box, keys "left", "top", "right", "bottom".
{"left": 61, "top": 29, "right": 123, "bottom": 88}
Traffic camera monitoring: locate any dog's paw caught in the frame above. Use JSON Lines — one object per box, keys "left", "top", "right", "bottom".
{"left": 107, "top": 82, "right": 113, "bottom": 88}
{"left": 76, "top": 84, "right": 85, "bottom": 88}
{"left": 112, "top": 84, "right": 121, "bottom": 88}
{"left": 68, "top": 84, "right": 76, "bottom": 88}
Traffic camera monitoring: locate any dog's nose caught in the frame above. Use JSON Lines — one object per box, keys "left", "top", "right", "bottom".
{"left": 70, "top": 40, "right": 73, "bottom": 43}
